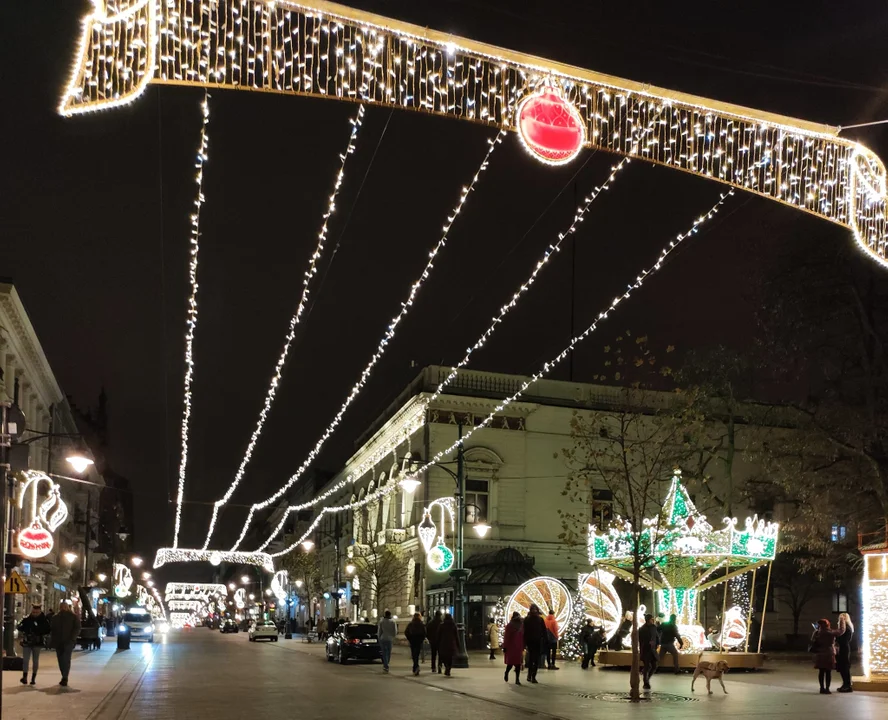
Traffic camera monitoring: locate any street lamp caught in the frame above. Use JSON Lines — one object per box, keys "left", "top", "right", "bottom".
{"left": 142, "top": 572, "right": 151, "bottom": 580}
{"left": 294, "top": 580, "right": 304, "bottom": 588}
{"left": 63, "top": 551, "right": 78, "bottom": 565}
{"left": 66, "top": 454, "right": 95, "bottom": 474}
{"left": 301, "top": 540, "right": 314, "bottom": 551}
{"left": 345, "top": 563, "right": 356, "bottom": 575}
{"left": 228, "top": 583, "right": 236, "bottom": 591}
{"left": 131, "top": 556, "right": 143, "bottom": 567}
{"left": 97, "top": 573, "right": 107, "bottom": 582}
{"left": 241, "top": 575, "right": 251, "bottom": 585}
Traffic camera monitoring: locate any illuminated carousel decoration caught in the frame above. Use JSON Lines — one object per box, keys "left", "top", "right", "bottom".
{"left": 113, "top": 563, "right": 134, "bottom": 598}
{"left": 15, "top": 470, "right": 69, "bottom": 560}
{"left": 418, "top": 498, "right": 456, "bottom": 574}
{"left": 588, "top": 471, "right": 779, "bottom": 655}
{"left": 506, "top": 577, "right": 573, "bottom": 632}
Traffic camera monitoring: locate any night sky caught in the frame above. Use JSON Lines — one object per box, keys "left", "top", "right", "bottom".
{"left": 2, "top": 1, "right": 887, "bottom": 577}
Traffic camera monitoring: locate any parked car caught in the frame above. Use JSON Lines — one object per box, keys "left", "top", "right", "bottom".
{"left": 220, "top": 619, "right": 239, "bottom": 634}
{"left": 249, "top": 620, "right": 279, "bottom": 642}
{"left": 325, "top": 622, "right": 382, "bottom": 664}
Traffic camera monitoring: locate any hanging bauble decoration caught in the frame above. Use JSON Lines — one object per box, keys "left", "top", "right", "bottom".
{"left": 516, "top": 88, "right": 585, "bottom": 165}
{"left": 114, "top": 563, "right": 134, "bottom": 598}
{"left": 428, "top": 542, "right": 455, "bottom": 573}
{"left": 18, "top": 519, "right": 54, "bottom": 559}
{"left": 418, "top": 511, "right": 437, "bottom": 553}
{"left": 16, "top": 470, "right": 70, "bottom": 560}
{"left": 271, "top": 570, "right": 289, "bottom": 601}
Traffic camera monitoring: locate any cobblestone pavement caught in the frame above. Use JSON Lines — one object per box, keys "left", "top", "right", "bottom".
{"left": 4, "top": 629, "right": 887, "bottom": 719}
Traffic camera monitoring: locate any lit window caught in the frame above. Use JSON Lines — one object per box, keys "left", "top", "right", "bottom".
{"left": 591, "top": 488, "right": 613, "bottom": 528}
{"left": 831, "top": 525, "right": 847, "bottom": 542}
{"left": 832, "top": 591, "right": 848, "bottom": 613}
{"left": 465, "top": 479, "right": 488, "bottom": 523}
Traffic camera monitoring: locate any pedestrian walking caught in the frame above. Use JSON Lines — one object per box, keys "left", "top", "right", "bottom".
{"left": 639, "top": 614, "right": 659, "bottom": 689}
{"left": 487, "top": 616, "right": 500, "bottom": 660}
{"left": 18, "top": 604, "right": 51, "bottom": 685}
{"left": 657, "top": 614, "right": 683, "bottom": 674}
{"left": 836, "top": 612, "right": 854, "bottom": 692}
{"left": 316, "top": 617, "right": 327, "bottom": 640}
{"left": 810, "top": 618, "right": 841, "bottom": 694}
{"left": 503, "top": 611, "right": 524, "bottom": 685}
{"left": 51, "top": 601, "right": 81, "bottom": 687}
{"left": 580, "top": 619, "right": 595, "bottom": 669}
{"left": 544, "top": 609, "right": 560, "bottom": 669}
{"left": 436, "top": 614, "right": 459, "bottom": 676}
{"left": 426, "top": 610, "right": 442, "bottom": 673}
{"left": 377, "top": 610, "right": 397, "bottom": 673}
{"left": 405, "top": 612, "right": 427, "bottom": 675}
{"left": 522, "top": 604, "right": 545, "bottom": 684}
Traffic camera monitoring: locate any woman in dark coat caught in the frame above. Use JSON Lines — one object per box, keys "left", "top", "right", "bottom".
{"left": 502, "top": 612, "right": 524, "bottom": 685}
{"left": 835, "top": 613, "right": 854, "bottom": 692}
{"left": 405, "top": 613, "right": 427, "bottom": 676}
{"left": 522, "top": 604, "right": 546, "bottom": 684}
{"left": 811, "top": 618, "right": 841, "bottom": 693}
{"left": 437, "top": 614, "right": 459, "bottom": 676}
{"left": 426, "top": 610, "right": 443, "bottom": 674}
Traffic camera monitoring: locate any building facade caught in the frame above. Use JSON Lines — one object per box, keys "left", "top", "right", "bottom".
{"left": 266, "top": 365, "right": 841, "bottom": 649}
{"left": 1, "top": 281, "right": 104, "bottom": 634}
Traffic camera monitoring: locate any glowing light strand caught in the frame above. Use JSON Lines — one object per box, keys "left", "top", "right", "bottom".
{"left": 254, "top": 111, "right": 657, "bottom": 551}
{"left": 270, "top": 190, "right": 734, "bottom": 558}
{"left": 234, "top": 129, "right": 508, "bottom": 551}
{"left": 201, "top": 104, "right": 367, "bottom": 550}
{"left": 172, "top": 94, "right": 211, "bottom": 549}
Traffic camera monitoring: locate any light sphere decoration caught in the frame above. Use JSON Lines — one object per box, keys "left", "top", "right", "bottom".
{"left": 209, "top": 551, "right": 222, "bottom": 566}
{"left": 506, "top": 577, "right": 573, "bottom": 632}
{"left": 516, "top": 89, "right": 585, "bottom": 166}
{"left": 427, "top": 543, "right": 454, "bottom": 574}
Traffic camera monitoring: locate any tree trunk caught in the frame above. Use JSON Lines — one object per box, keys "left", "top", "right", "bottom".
{"left": 629, "top": 581, "right": 640, "bottom": 701}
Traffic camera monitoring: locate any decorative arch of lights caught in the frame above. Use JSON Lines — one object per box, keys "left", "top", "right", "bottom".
{"left": 154, "top": 548, "right": 274, "bottom": 572}
{"left": 62, "top": 1, "right": 887, "bottom": 269}
{"left": 164, "top": 582, "right": 228, "bottom": 601}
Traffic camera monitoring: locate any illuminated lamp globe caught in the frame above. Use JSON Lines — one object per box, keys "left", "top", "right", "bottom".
{"left": 209, "top": 552, "right": 223, "bottom": 566}
{"left": 516, "top": 89, "right": 585, "bottom": 166}
{"left": 473, "top": 523, "right": 492, "bottom": 538}
{"left": 241, "top": 575, "right": 250, "bottom": 585}
{"left": 265, "top": 589, "right": 273, "bottom": 596}
{"left": 98, "top": 573, "right": 107, "bottom": 582}
{"left": 63, "top": 551, "right": 78, "bottom": 564}
{"left": 131, "top": 556, "right": 144, "bottom": 567}
{"left": 345, "top": 563, "right": 356, "bottom": 575}
{"left": 66, "top": 454, "right": 95, "bottom": 474}
{"left": 228, "top": 583, "right": 236, "bottom": 591}
{"left": 301, "top": 540, "right": 315, "bottom": 551}
{"left": 399, "top": 478, "right": 421, "bottom": 494}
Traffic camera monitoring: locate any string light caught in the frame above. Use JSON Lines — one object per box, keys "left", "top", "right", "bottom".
{"left": 154, "top": 547, "right": 274, "bottom": 573}
{"left": 61, "top": 1, "right": 888, "bottom": 268}
{"left": 269, "top": 192, "right": 737, "bottom": 559}
{"left": 164, "top": 583, "right": 227, "bottom": 601}
{"left": 201, "top": 104, "right": 367, "bottom": 550}
{"left": 232, "top": 129, "right": 507, "bottom": 552}
{"left": 172, "top": 93, "right": 211, "bottom": 549}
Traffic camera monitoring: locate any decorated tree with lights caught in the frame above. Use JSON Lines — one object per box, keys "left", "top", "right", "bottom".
{"left": 560, "top": 588, "right": 590, "bottom": 661}
{"left": 561, "top": 339, "right": 699, "bottom": 701}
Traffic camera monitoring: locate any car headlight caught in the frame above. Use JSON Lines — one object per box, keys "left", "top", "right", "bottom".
{"left": 119, "top": 624, "right": 127, "bottom": 633}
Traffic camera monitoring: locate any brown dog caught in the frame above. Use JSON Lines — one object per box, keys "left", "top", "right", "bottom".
{"left": 691, "top": 659, "right": 729, "bottom": 694}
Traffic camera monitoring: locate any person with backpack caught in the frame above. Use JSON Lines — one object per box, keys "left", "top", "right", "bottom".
{"left": 18, "top": 604, "right": 51, "bottom": 685}
{"left": 544, "top": 609, "right": 560, "bottom": 669}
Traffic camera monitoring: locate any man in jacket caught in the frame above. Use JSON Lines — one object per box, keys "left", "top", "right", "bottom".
{"left": 522, "top": 604, "right": 546, "bottom": 684}
{"left": 657, "top": 613, "right": 683, "bottom": 674}
{"left": 426, "top": 610, "right": 442, "bottom": 673}
{"left": 378, "top": 610, "right": 397, "bottom": 672}
{"left": 638, "top": 614, "right": 659, "bottom": 689}
{"left": 18, "top": 604, "right": 52, "bottom": 685}
{"left": 51, "top": 601, "right": 81, "bottom": 687}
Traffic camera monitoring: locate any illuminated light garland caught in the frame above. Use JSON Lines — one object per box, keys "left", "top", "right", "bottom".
{"left": 60, "top": 2, "right": 888, "bottom": 269}
{"left": 202, "top": 104, "right": 367, "bottom": 550}
{"left": 271, "top": 570, "right": 289, "bottom": 601}
{"left": 154, "top": 548, "right": 274, "bottom": 573}
{"left": 236, "top": 129, "right": 508, "bottom": 552}
{"left": 114, "top": 563, "right": 134, "bottom": 598}
{"left": 164, "top": 583, "right": 227, "bottom": 601}
{"left": 270, "top": 191, "right": 736, "bottom": 559}
{"left": 252, "top": 111, "right": 656, "bottom": 555}
{"left": 173, "top": 93, "right": 211, "bottom": 549}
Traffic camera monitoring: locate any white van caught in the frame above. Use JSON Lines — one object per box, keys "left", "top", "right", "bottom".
{"left": 121, "top": 607, "right": 155, "bottom": 642}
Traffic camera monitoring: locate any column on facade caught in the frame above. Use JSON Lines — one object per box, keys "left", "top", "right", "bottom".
{"left": 0, "top": 337, "right": 7, "bottom": 401}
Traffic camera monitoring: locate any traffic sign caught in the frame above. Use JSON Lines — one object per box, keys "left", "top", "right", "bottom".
{"left": 4, "top": 570, "right": 29, "bottom": 594}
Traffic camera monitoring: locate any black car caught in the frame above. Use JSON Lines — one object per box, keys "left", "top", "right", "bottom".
{"left": 220, "top": 619, "right": 239, "bottom": 634}
{"left": 325, "top": 622, "right": 382, "bottom": 664}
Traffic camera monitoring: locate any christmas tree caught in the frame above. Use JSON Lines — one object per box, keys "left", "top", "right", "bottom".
{"left": 560, "top": 589, "right": 588, "bottom": 661}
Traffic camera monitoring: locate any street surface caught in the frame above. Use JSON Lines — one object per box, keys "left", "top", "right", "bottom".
{"left": 3, "top": 629, "right": 887, "bottom": 719}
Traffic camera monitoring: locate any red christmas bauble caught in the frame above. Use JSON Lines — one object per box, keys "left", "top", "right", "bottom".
{"left": 18, "top": 520, "right": 54, "bottom": 559}
{"left": 517, "top": 90, "right": 585, "bottom": 165}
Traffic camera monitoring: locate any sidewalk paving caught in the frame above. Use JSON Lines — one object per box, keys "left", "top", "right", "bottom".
{"left": 273, "top": 635, "right": 888, "bottom": 719}
{"left": 2, "top": 642, "right": 154, "bottom": 720}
